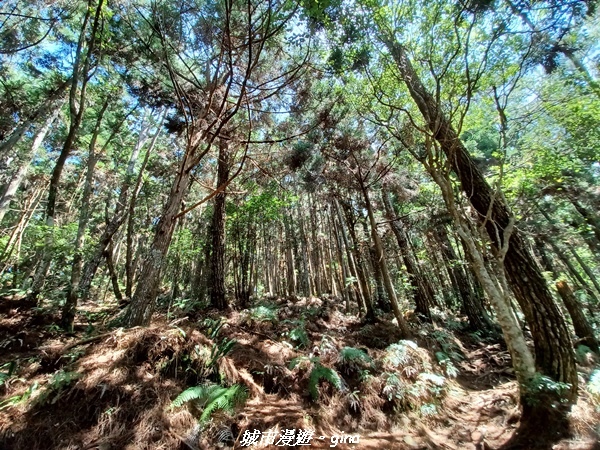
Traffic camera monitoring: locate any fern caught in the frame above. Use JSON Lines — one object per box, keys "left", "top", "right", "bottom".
{"left": 0, "top": 361, "right": 16, "bottom": 386}
{"left": 0, "top": 381, "right": 38, "bottom": 410}
{"left": 249, "top": 305, "right": 278, "bottom": 323}
{"left": 384, "top": 341, "right": 418, "bottom": 367}
{"left": 347, "top": 390, "right": 361, "bottom": 412}
{"left": 171, "top": 383, "right": 248, "bottom": 423}
{"left": 201, "top": 318, "right": 224, "bottom": 339}
{"left": 35, "top": 370, "right": 81, "bottom": 406}
{"left": 283, "top": 320, "right": 310, "bottom": 349}
{"left": 207, "top": 337, "right": 237, "bottom": 368}
{"left": 339, "top": 347, "right": 373, "bottom": 366}
{"left": 382, "top": 372, "right": 404, "bottom": 401}
{"left": 435, "top": 352, "right": 459, "bottom": 378}
{"left": 309, "top": 363, "right": 343, "bottom": 400}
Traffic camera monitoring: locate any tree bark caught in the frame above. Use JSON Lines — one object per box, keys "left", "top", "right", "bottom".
{"left": 434, "top": 224, "right": 495, "bottom": 331}
{"left": 125, "top": 167, "right": 191, "bottom": 326}
{"left": 360, "top": 185, "right": 408, "bottom": 333}
{"left": 555, "top": 280, "right": 599, "bottom": 353}
{"left": 383, "top": 38, "right": 577, "bottom": 406}
{"left": 61, "top": 100, "right": 109, "bottom": 331}
{"left": 209, "top": 138, "right": 231, "bottom": 310}
{"left": 382, "top": 188, "right": 432, "bottom": 321}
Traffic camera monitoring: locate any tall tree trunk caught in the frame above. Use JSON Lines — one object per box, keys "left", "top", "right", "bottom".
{"left": 336, "top": 198, "right": 373, "bottom": 317}
{"left": 383, "top": 38, "right": 577, "bottom": 412}
{"left": 61, "top": 100, "right": 109, "bottom": 331}
{"left": 369, "top": 245, "right": 388, "bottom": 312}
{"left": 382, "top": 188, "right": 432, "bottom": 321}
{"left": 209, "top": 138, "right": 230, "bottom": 310}
{"left": 360, "top": 185, "right": 409, "bottom": 334}
{"left": 296, "top": 201, "right": 312, "bottom": 297}
{"left": 283, "top": 212, "right": 297, "bottom": 297}
{"left": 308, "top": 194, "right": 323, "bottom": 296}
{"left": 125, "top": 113, "right": 164, "bottom": 298}
{"left": 105, "top": 240, "right": 123, "bottom": 303}
{"left": 78, "top": 111, "right": 162, "bottom": 302}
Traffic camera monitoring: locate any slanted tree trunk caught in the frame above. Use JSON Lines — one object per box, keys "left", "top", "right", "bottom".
{"left": 428, "top": 158, "right": 537, "bottom": 409}
{"left": 567, "top": 210, "right": 600, "bottom": 257}
{"left": 29, "top": 0, "right": 104, "bottom": 302}
{"left": 543, "top": 236, "right": 600, "bottom": 305}
{"left": 125, "top": 166, "right": 191, "bottom": 325}
{"left": 360, "top": 184, "right": 408, "bottom": 333}
{"left": 0, "top": 79, "right": 69, "bottom": 162}
{"left": 434, "top": 224, "right": 495, "bottom": 331}
{"left": 555, "top": 280, "right": 599, "bottom": 353}
{"left": 568, "top": 246, "right": 600, "bottom": 296}
{"left": 0, "top": 102, "right": 62, "bottom": 225}
{"left": 567, "top": 191, "right": 600, "bottom": 238}
{"left": 383, "top": 38, "right": 577, "bottom": 415}
{"left": 0, "top": 186, "right": 43, "bottom": 271}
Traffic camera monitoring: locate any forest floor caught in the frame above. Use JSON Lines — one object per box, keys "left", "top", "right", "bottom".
{"left": 0, "top": 294, "right": 599, "bottom": 450}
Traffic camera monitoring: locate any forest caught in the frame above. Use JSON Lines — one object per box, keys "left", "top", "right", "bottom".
{"left": 0, "top": 0, "right": 599, "bottom": 448}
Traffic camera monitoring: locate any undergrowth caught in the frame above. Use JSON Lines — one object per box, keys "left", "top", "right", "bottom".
{"left": 171, "top": 383, "right": 248, "bottom": 424}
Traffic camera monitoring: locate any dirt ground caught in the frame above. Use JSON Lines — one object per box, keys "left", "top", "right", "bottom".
{"left": 0, "top": 294, "right": 599, "bottom": 450}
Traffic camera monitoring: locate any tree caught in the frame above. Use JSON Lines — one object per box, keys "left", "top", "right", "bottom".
{"left": 124, "top": 0, "right": 303, "bottom": 326}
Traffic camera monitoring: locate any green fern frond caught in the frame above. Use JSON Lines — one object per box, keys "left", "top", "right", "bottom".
{"left": 339, "top": 347, "right": 372, "bottom": 366}
{"left": 200, "top": 384, "right": 248, "bottom": 423}
{"left": 309, "top": 364, "right": 343, "bottom": 400}
{"left": 171, "top": 383, "right": 248, "bottom": 423}
{"left": 0, "top": 361, "right": 16, "bottom": 386}
{"left": 207, "top": 337, "right": 237, "bottom": 368}
{"left": 171, "top": 385, "right": 212, "bottom": 408}
{"left": 382, "top": 372, "right": 404, "bottom": 401}
{"left": 249, "top": 305, "right": 279, "bottom": 323}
